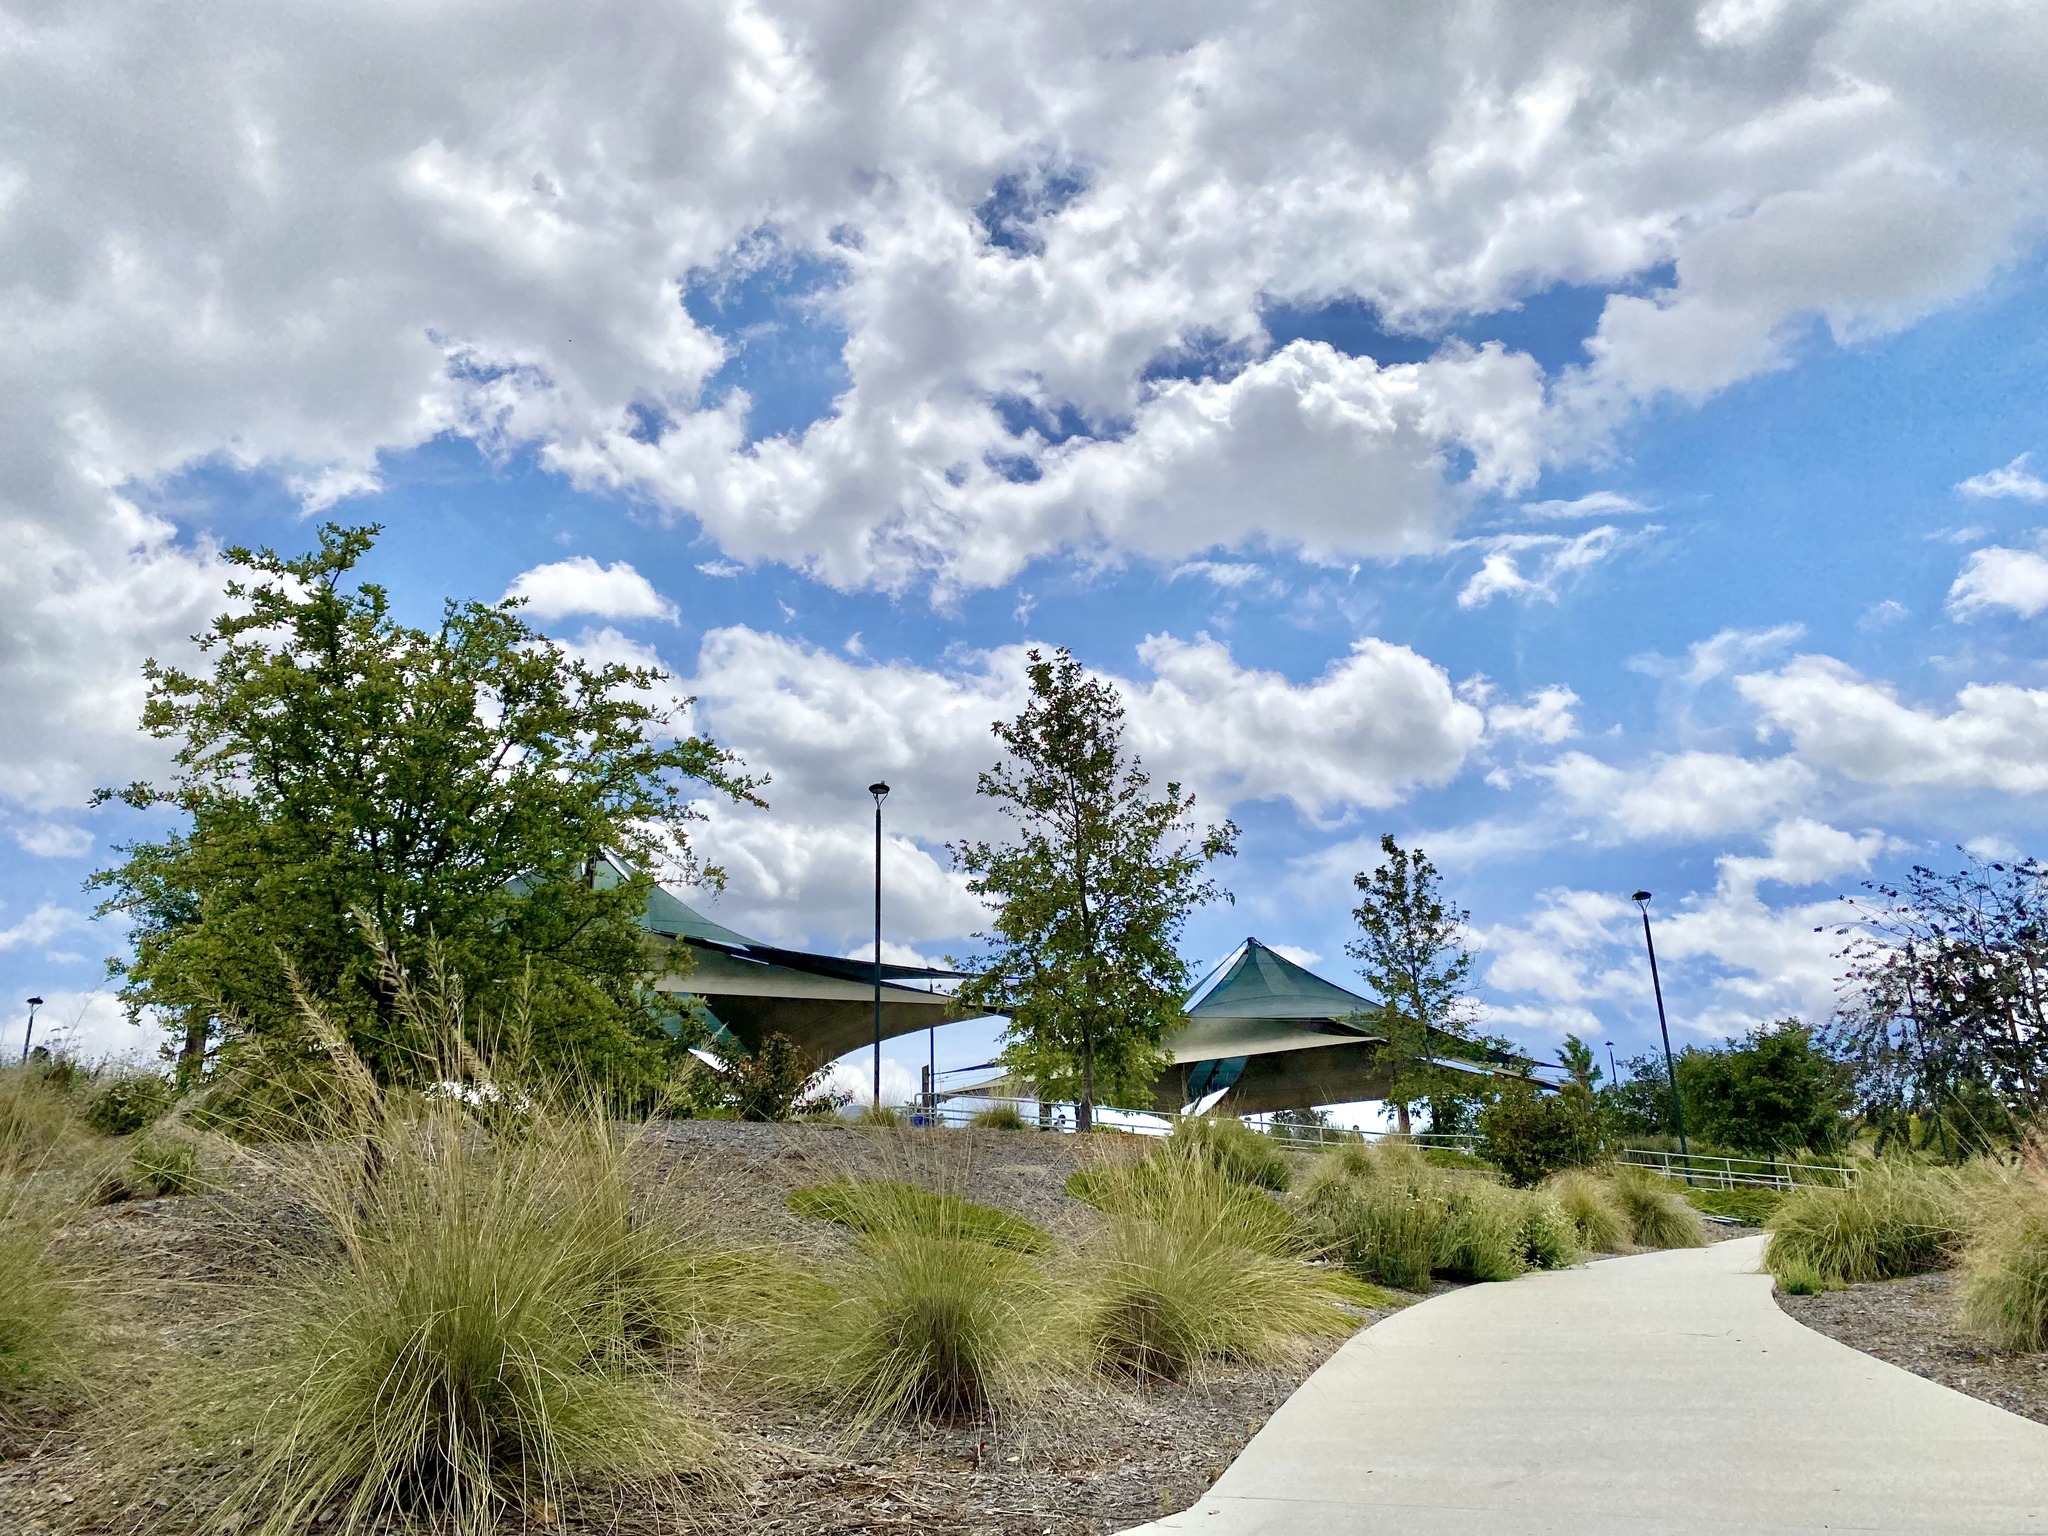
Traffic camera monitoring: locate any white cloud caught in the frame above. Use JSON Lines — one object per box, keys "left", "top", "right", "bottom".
{"left": 1516, "top": 492, "right": 1648, "bottom": 521}
{"left": 1957, "top": 453, "right": 2048, "bottom": 503}
{"left": 696, "top": 559, "right": 744, "bottom": 578}
{"left": 503, "top": 557, "right": 677, "bottom": 623}
{"left": 1948, "top": 543, "right": 2048, "bottom": 619}
{"left": 1738, "top": 654, "right": 2048, "bottom": 793}
{"left": 819, "top": 1056, "right": 923, "bottom": 1108}
{"left": 1171, "top": 560, "right": 1264, "bottom": 589}
{"left": 3, "top": 991, "right": 158, "bottom": 1067}
{"left": 0, "top": 903, "right": 93, "bottom": 953}
{"left": 1456, "top": 525, "right": 1641, "bottom": 609}
{"left": 1485, "top": 686, "right": 1580, "bottom": 744}
{"left": 1541, "top": 750, "right": 1815, "bottom": 840}
{"left": 14, "top": 823, "right": 92, "bottom": 859}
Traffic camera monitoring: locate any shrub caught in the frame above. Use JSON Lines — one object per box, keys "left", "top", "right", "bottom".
{"left": 1477, "top": 1082, "right": 1601, "bottom": 1187}
{"left": 1764, "top": 1163, "right": 1961, "bottom": 1288}
{"left": 1433, "top": 1181, "right": 1529, "bottom": 1283}
{"left": 1956, "top": 1163, "right": 2048, "bottom": 1352}
{"left": 1611, "top": 1165, "right": 1708, "bottom": 1250}
{"left": 84, "top": 1071, "right": 176, "bottom": 1137}
{"left": 206, "top": 1109, "right": 724, "bottom": 1536}
{"left": 786, "top": 1180, "right": 1052, "bottom": 1255}
{"left": 1546, "top": 1170, "right": 1629, "bottom": 1253}
{"left": 794, "top": 1229, "right": 1044, "bottom": 1423}
{"left": 1517, "top": 1192, "right": 1585, "bottom": 1270}
{"left": 1423, "top": 1146, "right": 1496, "bottom": 1173}
{"left": 723, "top": 1033, "right": 848, "bottom": 1122}
{"left": 130, "top": 1136, "right": 203, "bottom": 1198}
{"left": 970, "top": 1102, "right": 1029, "bottom": 1131}
{"left": 0, "top": 1188, "right": 72, "bottom": 1429}
{"left": 1296, "top": 1148, "right": 1447, "bottom": 1291}
{"left": 1171, "top": 1115, "right": 1293, "bottom": 1192}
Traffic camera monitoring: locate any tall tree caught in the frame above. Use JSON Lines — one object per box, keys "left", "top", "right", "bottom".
{"left": 1829, "top": 852, "right": 2048, "bottom": 1153}
{"left": 1558, "top": 1034, "right": 1603, "bottom": 1107}
{"left": 90, "top": 524, "right": 758, "bottom": 1095}
{"left": 952, "top": 649, "right": 1236, "bottom": 1130}
{"left": 1674, "top": 1022, "right": 1851, "bottom": 1156}
{"left": 1346, "top": 835, "right": 1478, "bottom": 1135}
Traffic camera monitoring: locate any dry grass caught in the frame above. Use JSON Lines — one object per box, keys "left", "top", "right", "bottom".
{"left": 1610, "top": 1165, "right": 1709, "bottom": 1250}
{"left": 1957, "top": 1158, "right": 2048, "bottom": 1352}
{"left": 1764, "top": 1162, "right": 1961, "bottom": 1289}
{"left": 1546, "top": 1169, "right": 1631, "bottom": 1253}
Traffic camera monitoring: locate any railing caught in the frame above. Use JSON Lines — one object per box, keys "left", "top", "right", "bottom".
{"left": 1615, "top": 1145, "right": 1859, "bottom": 1191}
{"left": 909, "top": 1096, "right": 1480, "bottom": 1155}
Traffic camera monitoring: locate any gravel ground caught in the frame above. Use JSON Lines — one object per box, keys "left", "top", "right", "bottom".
{"left": 1777, "top": 1270, "right": 2048, "bottom": 1426}
{"left": 0, "top": 1120, "right": 1391, "bottom": 1536}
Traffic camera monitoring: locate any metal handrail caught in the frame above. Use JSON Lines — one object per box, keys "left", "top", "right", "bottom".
{"left": 1614, "top": 1145, "right": 1859, "bottom": 1191}
{"left": 904, "top": 1096, "right": 1480, "bottom": 1154}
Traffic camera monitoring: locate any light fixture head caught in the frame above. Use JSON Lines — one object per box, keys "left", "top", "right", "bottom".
{"left": 25, "top": 996, "right": 42, "bottom": 1007}
{"left": 868, "top": 781, "right": 891, "bottom": 799}
{"left": 1631, "top": 890, "right": 1652, "bottom": 903}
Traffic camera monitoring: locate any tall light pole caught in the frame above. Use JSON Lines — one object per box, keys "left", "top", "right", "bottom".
{"left": 869, "top": 782, "right": 891, "bottom": 1110}
{"left": 1630, "top": 892, "right": 1691, "bottom": 1175}
{"left": 1605, "top": 1040, "right": 1618, "bottom": 1088}
{"left": 21, "top": 996, "right": 43, "bottom": 1064}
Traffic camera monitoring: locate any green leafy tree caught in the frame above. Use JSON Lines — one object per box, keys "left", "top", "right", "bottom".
{"left": 90, "top": 524, "right": 758, "bottom": 1096}
{"left": 1346, "top": 836, "right": 1483, "bottom": 1135}
{"left": 1674, "top": 1021, "right": 1851, "bottom": 1156}
{"left": 1478, "top": 1079, "right": 1602, "bottom": 1186}
{"left": 1558, "top": 1034, "right": 1603, "bottom": 1105}
{"left": 1601, "top": 1050, "right": 1676, "bottom": 1138}
{"left": 952, "top": 648, "right": 1237, "bottom": 1131}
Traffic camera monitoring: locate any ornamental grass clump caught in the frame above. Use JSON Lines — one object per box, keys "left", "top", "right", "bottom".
{"left": 1170, "top": 1113, "right": 1294, "bottom": 1192}
{"left": 0, "top": 1067, "right": 84, "bottom": 1172}
{"left": 1076, "top": 1147, "right": 1349, "bottom": 1384}
{"left": 1764, "top": 1162, "right": 1961, "bottom": 1289}
{"left": 1546, "top": 1169, "right": 1630, "bottom": 1253}
{"left": 0, "top": 1184, "right": 75, "bottom": 1431}
{"left": 1433, "top": 1180, "right": 1529, "bottom": 1282}
{"left": 1517, "top": 1191, "right": 1586, "bottom": 1271}
{"left": 969, "top": 1102, "right": 1029, "bottom": 1131}
{"left": 1611, "top": 1165, "right": 1708, "bottom": 1251}
{"left": 1069, "top": 1144, "right": 1300, "bottom": 1256}
{"left": 787, "top": 1179, "right": 1052, "bottom": 1254}
{"left": 1956, "top": 1161, "right": 2048, "bottom": 1353}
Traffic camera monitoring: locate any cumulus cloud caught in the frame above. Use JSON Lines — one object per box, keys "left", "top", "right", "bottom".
{"left": 1737, "top": 655, "right": 2048, "bottom": 793}
{"left": 0, "top": 903, "right": 93, "bottom": 954}
{"left": 1540, "top": 750, "right": 1815, "bottom": 840}
{"left": 1948, "top": 543, "right": 2048, "bottom": 619}
{"left": 1456, "top": 524, "right": 1643, "bottom": 609}
{"left": 14, "top": 823, "right": 93, "bottom": 859}
{"left": 1957, "top": 453, "right": 2048, "bottom": 503}
{"left": 1483, "top": 686, "right": 1580, "bottom": 744}
{"left": 504, "top": 557, "right": 678, "bottom": 623}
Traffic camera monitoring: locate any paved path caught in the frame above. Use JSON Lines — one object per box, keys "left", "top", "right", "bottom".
{"left": 1122, "top": 1236, "right": 2048, "bottom": 1535}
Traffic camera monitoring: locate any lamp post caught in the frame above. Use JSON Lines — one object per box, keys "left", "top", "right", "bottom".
{"left": 1605, "top": 1040, "right": 1617, "bottom": 1087}
{"left": 1630, "top": 892, "right": 1691, "bottom": 1177}
{"left": 22, "top": 996, "right": 43, "bottom": 1063}
{"left": 868, "top": 782, "right": 891, "bottom": 1110}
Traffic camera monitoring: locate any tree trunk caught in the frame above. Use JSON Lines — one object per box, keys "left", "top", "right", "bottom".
{"left": 176, "top": 1013, "right": 209, "bottom": 1089}
{"left": 1395, "top": 1100, "right": 1411, "bottom": 1136}
{"left": 1077, "top": 1027, "right": 1096, "bottom": 1133}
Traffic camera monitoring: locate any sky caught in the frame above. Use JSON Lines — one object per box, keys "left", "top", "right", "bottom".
{"left": 2, "top": 0, "right": 2047, "bottom": 1105}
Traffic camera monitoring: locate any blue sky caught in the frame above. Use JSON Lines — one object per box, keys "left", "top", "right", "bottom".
{"left": 3, "top": 1, "right": 2046, "bottom": 1105}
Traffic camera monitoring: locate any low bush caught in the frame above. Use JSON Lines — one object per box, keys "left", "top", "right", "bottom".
{"left": 84, "top": 1071, "right": 176, "bottom": 1137}
{"left": 1423, "top": 1146, "right": 1497, "bottom": 1173}
{"left": 1610, "top": 1166, "right": 1708, "bottom": 1250}
{"left": 0, "top": 1187, "right": 73, "bottom": 1429}
{"left": 1518, "top": 1192, "right": 1586, "bottom": 1271}
{"left": 1684, "top": 1186, "right": 1784, "bottom": 1226}
{"left": 1433, "top": 1180, "right": 1528, "bottom": 1283}
{"left": 1477, "top": 1082, "right": 1601, "bottom": 1187}
{"left": 794, "top": 1228, "right": 1045, "bottom": 1423}
{"left": 1546, "top": 1170, "right": 1629, "bottom": 1253}
{"left": 1764, "top": 1163, "right": 1961, "bottom": 1289}
{"left": 1957, "top": 1163, "right": 2048, "bottom": 1353}
{"left": 204, "top": 1107, "right": 724, "bottom": 1536}
{"left": 130, "top": 1136, "right": 203, "bottom": 1198}
{"left": 1171, "top": 1115, "right": 1293, "bottom": 1192}
{"left": 969, "top": 1102, "right": 1029, "bottom": 1131}
{"left": 787, "top": 1180, "right": 1052, "bottom": 1255}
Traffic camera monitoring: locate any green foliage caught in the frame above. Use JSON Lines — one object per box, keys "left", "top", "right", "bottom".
{"left": 1422, "top": 1146, "right": 1496, "bottom": 1172}
{"left": 0, "top": 1188, "right": 73, "bottom": 1429}
{"left": 1684, "top": 1186, "right": 1785, "bottom": 1226}
{"left": 1432, "top": 1180, "right": 1529, "bottom": 1283}
{"left": 205, "top": 1106, "right": 724, "bottom": 1536}
{"left": 722, "top": 1034, "right": 848, "bottom": 1122}
{"left": 786, "top": 1180, "right": 1052, "bottom": 1255}
{"left": 1171, "top": 1115, "right": 1293, "bottom": 1192}
{"left": 1545, "top": 1170, "right": 1629, "bottom": 1253}
{"left": 1958, "top": 1162, "right": 2048, "bottom": 1352}
{"left": 969, "top": 1102, "right": 1029, "bottom": 1130}
{"left": 1674, "top": 1022, "right": 1852, "bottom": 1156}
{"left": 1477, "top": 1080, "right": 1601, "bottom": 1187}
{"left": 791, "top": 1230, "right": 1046, "bottom": 1424}
{"left": 84, "top": 1070, "right": 176, "bottom": 1137}
{"left": 1074, "top": 1149, "right": 1348, "bottom": 1383}
{"left": 1066, "top": 1147, "right": 1298, "bottom": 1256}
{"left": 951, "top": 648, "right": 1236, "bottom": 1129}
{"left": 1609, "top": 1166, "right": 1709, "bottom": 1250}
{"left": 130, "top": 1136, "right": 203, "bottom": 1198}
{"left": 1600, "top": 1052, "right": 1678, "bottom": 1139}
{"left": 0, "top": 1068, "right": 83, "bottom": 1171}
{"left": 857, "top": 1103, "right": 904, "bottom": 1127}
{"left": 90, "top": 522, "right": 757, "bottom": 1099}
{"left": 1764, "top": 1163, "right": 1962, "bottom": 1288}
{"left": 1518, "top": 1193, "right": 1586, "bottom": 1271}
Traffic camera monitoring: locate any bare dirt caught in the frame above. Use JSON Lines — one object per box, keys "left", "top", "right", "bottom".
{"left": 1777, "top": 1270, "right": 2048, "bottom": 1427}
{"left": 0, "top": 1120, "right": 1395, "bottom": 1536}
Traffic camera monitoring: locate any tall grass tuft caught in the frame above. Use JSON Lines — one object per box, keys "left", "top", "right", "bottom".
{"left": 0, "top": 1184, "right": 74, "bottom": 1431}
{"left": 787, "top": 1179, "right": 1052, "bottom": 1254}
{"left": 0, "top": 1068, "right": 83, "bottom": 1171}
{"left": 1764, "top": 1162, "right": 1961, "bottom": 1288}
{"left": 969, "top": 1102, "right": 1029, "bottom": 1131}
{"left": 1956, "top": 1161, "right": 2048, "bottom": 1352}
{"left": 1075, "top": 1148, "right": 1349, "bottom": 1384}
{"left": 1611, "top": 1165, "right": 1708, "bottom": 1250}
{"left": 1546, "top": 1169, "right": 1630, "bottom": 1253}
{"left": 1070, "top": 1144, "right": 1300, "bottom": 1256}
{"left": 1170, "top": 1114, "right": 1294, "bottom": 1192}
{"left": 1433, "top": 1180, "right": 1529, "bottom": 1282}
{"left": 1518, "top": 1191, "right": 1586, "bottom": 1271}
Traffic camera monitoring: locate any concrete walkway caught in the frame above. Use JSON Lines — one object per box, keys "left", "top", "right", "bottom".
{"left": 1122, "top": 1236, "right": 2048, "bottom": 1535}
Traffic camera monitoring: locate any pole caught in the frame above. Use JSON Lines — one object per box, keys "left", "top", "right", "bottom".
{"left": 1632, "top": 894, "right": 1691, "bottom": 1178}
{"left": 1605, "top": 1040, "right": 1617, "bottom": 1087}
{"left": 868, "top": 783, "right": 890, "bottom": 1110}
{"left": 21, "top": 997, "right": 42, "bottom": 1063}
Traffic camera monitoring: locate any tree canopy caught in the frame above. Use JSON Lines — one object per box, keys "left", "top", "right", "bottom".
{"left": 90, "top": 524, "right": 758, "bottom": 1095}
{"left": 951, "top": 648, "right": 1236, "bottom": 1129}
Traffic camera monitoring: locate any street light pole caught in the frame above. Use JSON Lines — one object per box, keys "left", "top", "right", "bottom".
{"left": 869, "top": 782, "right": 891, "bottom": 1110}
{"left": 22, "top": 996, "right": 43, "bottom": 1064}
{"left": 1605, "top": 1040, "right": 1617, "bottom": 1088}
{"left": 1630, "top": 892, "right": 1691, "bottom": 1177}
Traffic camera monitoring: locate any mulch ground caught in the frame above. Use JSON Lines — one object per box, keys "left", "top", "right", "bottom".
{"left": 1777, "top": 1270, "right": 2048, "bottom": 1426}
{"left": 0, "top": 1121, "right": 1395, "bottom": 1536}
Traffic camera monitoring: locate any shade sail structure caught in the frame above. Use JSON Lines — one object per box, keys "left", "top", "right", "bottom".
{"left": 639, "top": 881, "right": 956, "bottom": 1064}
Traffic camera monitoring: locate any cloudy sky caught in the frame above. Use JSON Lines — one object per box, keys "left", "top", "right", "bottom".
{"left": 3, "top": 0, "right": 2046, "bottom": 1097}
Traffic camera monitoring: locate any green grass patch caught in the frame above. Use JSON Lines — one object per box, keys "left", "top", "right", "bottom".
{"left": 1423, "top": 1147, "right": 1497, "bottom": 1173}
{"left": 1170, "top": 1115, "right": 1293, "bottom": 1192}
{"left": 1611, "top": 1165, "right": 1708, "bottom": 1250}
{"left": 788, "top": 1180, "right": 1052, "bottom": 1255}
{"left": 1684, "top": 1186, "right": 1785, "bottom": 1226}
